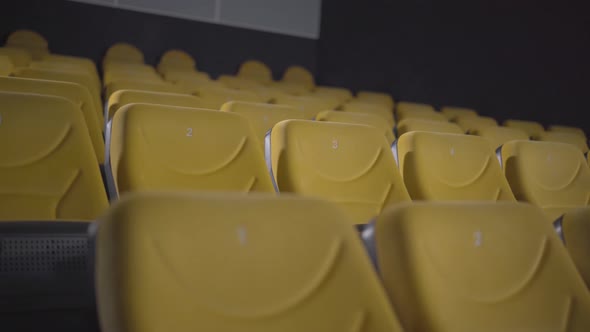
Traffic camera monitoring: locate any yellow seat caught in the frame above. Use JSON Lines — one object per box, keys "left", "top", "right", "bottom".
{"left": 193, "top": 85, "right": 264, "bottom": 110}
{"left": 271, "top": 81, "right": 312, "bottom": 95}
{"left": 0, "top": 92, "right": 108, "bottom": 220}
{"left": 340, "top": 101, "right": 394, "bottom": 126}
{"left": 15, "top": 67, "right": 103, "bottom": 124}
{"left": 237, "top": 60, "right": 273, "bottom": 85}
{"left": 5, "top": 29, "right": 49, "bottom": 60}
{"left": 0, "top": 55, "right": 13, "bottom": 75}
{"left": 157, "top": 49, "right": 196, "bottom": 74}
{"left": 503, "top": 119, "right": 545, "bottom": 138}
{"left": 396, "top": 102, "right": 446, "bottom": 122}
{"left": 472, "top": 126, "right": 529, "bottom": 150}
{"left": 313, "top": 86, "right": 352, "bottom": 103}
{"left": 440, "top": 106, "right": 478, "bottom": 121}
{"left": 106, "top": 104, "right": 275, "bottom": 198}
{"left": 107, "top": 89, "right": 204, "bottom": 120}
{"left": 548, "top": 125, "right": 586, "bottom": 139}
{"left": 217, "top": 75, "right": 263, "bottom": 90}
{"left": 456, "top": 115, "right": 498, "bottom": 133}
{"left": 560, "top": 207, "right": 590, "bottom": 288}
{"left": 274, "top": 95, "right": 338, "bottom": 119}
{"left": 267, "top": 120, "right": 410, "bottom": 224}
{"left": 163, "top": 70, "right": 211, "bottom": 85}
{"left": 396, "top": 131, "right": 515, "bottom": 201}
{"left": 537, "top": 131, "right": 589, "bottom": 153}
{"left": 0, "top": 76, "right": 104, "bottom": 163}
{"left": 104, "top": 65, "right": 163, "bottom": 86}
{"left": 221, "top": 101, "right": 305, "bottom": 149}
{"left": 0, "top": 47, "right": 32, "bottom": 67}
{"left": 29, "top": 60, "right": 101, "bottom": 92}
{"left": 316, "top": 110, "right": 395, "bottom": 145}
{"left": 371, "top": 201, "right": 590, "bottom": 332}
{"left": 396, "top": 118, "right": 463, "bottom": 136}
{"left": 104, "top": 79, "right": 183, "bottom": 101}
{"left": 96, "top": 192, "right": 404, "bottom": 332}
{"left": 282, "top": 65, "right": 314, "bottom": 89}
{"left": 355, "top": 91, "right": 394, "bottom": 109}
{"left": 501, "top": 140, "right": 590, "bottom": 220}
{"left": 103, "top": 43, "right": 144, "bottom": 64}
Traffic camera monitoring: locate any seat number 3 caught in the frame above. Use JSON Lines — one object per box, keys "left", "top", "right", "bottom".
{"left": 186, "top": 128, "right": 193, "bottom": 137}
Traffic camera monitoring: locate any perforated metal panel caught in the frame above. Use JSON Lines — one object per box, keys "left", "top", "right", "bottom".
{"left": 0, "top": 236, "right": 88, "bottom": 274}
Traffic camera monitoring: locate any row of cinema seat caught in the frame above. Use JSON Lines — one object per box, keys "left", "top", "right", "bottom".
{"left": 0, "top": 29, "right": 589, "bottom": 331}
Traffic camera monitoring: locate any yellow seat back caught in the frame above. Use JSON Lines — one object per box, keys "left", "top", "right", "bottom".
{"left": 355, "top": 91, "right": 394, "bottom": 109}
{"left": 163, "top": 70, "right": 211, "bottom": 84}
{"left": 373, "top": 201, "right": 590, "bottom": 332}
{"left": 237, "top": 60, "right": 273, "bottom": 85}
{"left": 473, "top": 126, "right": 529, "bottom": 150}
{"left": 157, "top": 49, "right": 196, "bottom": 74}
{"left": 537, "top": 131, "right": 589, "bottom": 153}
{"left": 396, "top": 131, "right": 515, "bottom": 201}
{"left": 340, "top": 101, "right": 394, "bottom": 126}
{"left": 503, "top": 119, "right": 545, "bottom": 138}
{"left": 107, "top": 89, "right": 204, "bottom": 120}
{"left": 217, "top": 75, "right": 263, "bottom": 90}
{"left": 396, "top": 102, "right": 446, "bottom": 122}
{"left": 396, "top": 118, "right": 463, "bottom": 136}
{"left": 221, "top": 101, "right": 305, "bottom": 149}
{"left": 440, "top": 106, "right": 478, "bottom": 121}
{"left": 456, "top": 115, "right": 498, "bottom": 133}
{"left": 501, "top": 140, "right": 590, "bottom": 219}
{"left": 0, "top": 76, "right": 104, "bottom": 163}
{"left": 268, "top": 120, "right": 410, "bottom": 224}
{"left": 0, "top": 92, "right": 108, "bottom": 220}
{"left": 104, "top": 79, "right": 183, "bottom": 101}
{"left": 0, "top": 55, "right": 13, "bottom": 76}
{"left": 5, "top": 29, "right": 49, "bottom": 59}
{"left": 316, "top": 110, "right": 395, "bottom": 145}
{"left": 275, "top": 95, "right": 339, "bottom": 119}
{"left": 107, "top": 104, "right": 275, "bottom": 196}
{"left": 103, "top": 43, "right": 144, "bottom": 64}
{"left": 282, "top": 65, "right": 314, "bottom": 88}
{"left": 548, "top": 125, "right": 586, "bottom": 139}
{"left": 313, "top": 86, "right": 352, "bottom": 103}
{"left": 96, "top": 192, "right": 404, "bottom": 332}
{"left": 0, "top": 47, "right": 32, "bottom": 67}
{"left": 561, "top": 207, "right": 590, "bottom": 288}
{"left": 193, "top": 85, "right": 264, "bottom": 110}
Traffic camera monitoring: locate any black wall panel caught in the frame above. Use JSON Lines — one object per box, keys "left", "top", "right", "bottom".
{"left": 1, "top": 0, "right": 317, "bottom": 79}
{"left": 318, "top": 0, "right": 590, "bottom": 131}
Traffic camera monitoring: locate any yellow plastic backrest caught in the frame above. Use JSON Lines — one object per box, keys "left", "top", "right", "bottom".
{"left": 456, "top": 115, "right": 498, "bottom": 133}
{"left": 501, "top": 140, "right": 590, "bottom": 218}
{"left": 269, "top": 120, "right": 410, "bottom": 224}
{"left": 503, "top": 119, "right": 545, "bottom": 138}
{"left": 562, "top": 207, "right": 590, "bottom": 288}
{"left": 397, "top": 131, "right": 515, "bottom": 201}
{"left": 96, "top": 192, "right": 404, "bottom": 332}
{"left": 0, "top": 76, "right": 104, "bottom": 163}
{"left": 104, "top": 79, "right": 183, "bottom": 101}
{"left": 104, "top": 65, "right": 162, "bottom": 86}
{"left": 313, "top": 86, "right": 353, "bottom": 103}
{"left": 548, "top": 125, "right": 587, "bottom": 139}
{"left": 396, "top": 102, "right": 446, "bottom": 122}
{"left": 356, "top": 91, "right": 394, "bottom": 109}
{"left": 163, "top": 70, "right": 210, "bottom": 84}
{"left": 15, "top": 67, "right": 103, "bottom": 124}
{"left": 5, "top": 30, "right": 49, "bottom": 59}
{"left": 0, "top": 55, "right": 13, "bottom": 75}
{"left": 217, "top": 75, "right": 263, "bottom": 90}
{"left": 30, "top": 60, "right": 101, "bottom": 91}
{"left": 316, "top": 110, "right": 395, "bottom": 145}
{"left": 396, "top": 118, "right": 463, "bottom": 136}
{"left": 108, "top": 104, "right": 275, "bottom": 195}
{"left": 44, "top": 54, "right": 98, "bottom": 78}
{"left": 0, "top": 47, "right": 32, "bottom": 67}
{"left": 473, "top": 126, "right": 529, "bottom": 150}
{"left": 221, "top": 101, "right": 305, "bottom": 149}
{"left": 157, "top": 49, "right": 196, "bottom": 73}
{"left": 375, "top": 201, "right": 590, "bottom": 332}
{"left": 440, "top": 106, "right": 478, "bottom": 120}
{"left": 340, "top": 101, "right": 394, "bottom": 126}
{"left": 537, "top": 131, "right": 589, "bottom": 153}
{"left": 193, "top": 85, "right": 264, "bottom": 110}
{"left": 0, "top": 92, "right": 108, "bottom": 220}
{"left": 107, "top": 89, "right": 203, "bottom": 120}
{"left": 271, "top": 81, "right": 312, "bottom": 95}
{"left": 282, "top": 65, "right": 314, "bottom": 88}
{"left": 275, "top": 95, "right": 339, "bottom": 119}
{"left": 237, "top": 60, "right": 273, "bottom": 85}
{"left": 104, "top": 43, "right": 144, "bottom": 64}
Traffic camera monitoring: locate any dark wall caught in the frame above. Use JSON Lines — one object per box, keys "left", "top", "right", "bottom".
{"left": 1, "top": 0, "right": 317, "bottom": 79}
{"left": 318, "top": 0, "right": 590, "bottom": 131}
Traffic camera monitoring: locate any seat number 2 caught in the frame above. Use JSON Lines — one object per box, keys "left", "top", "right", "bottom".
{"left": 186, "top": 128, "right": 193, "bottom": 137}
